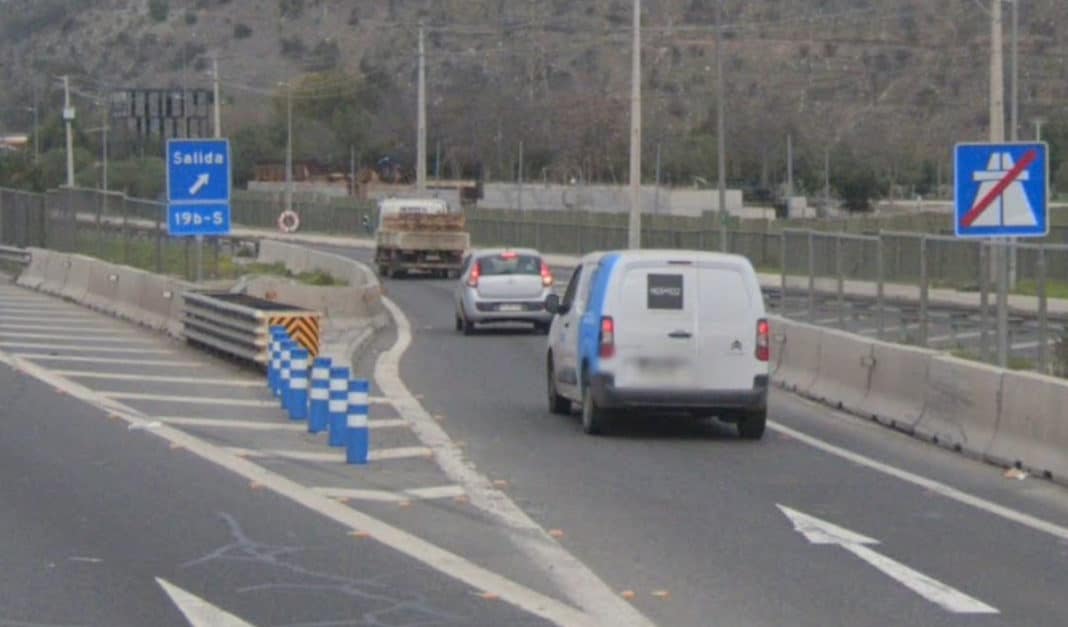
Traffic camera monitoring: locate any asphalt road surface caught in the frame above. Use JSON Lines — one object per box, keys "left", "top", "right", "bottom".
{"left": 335, "top": 247, "right": 1068, "bottom": 627}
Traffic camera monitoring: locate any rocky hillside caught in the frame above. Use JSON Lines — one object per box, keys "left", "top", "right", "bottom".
{"left": 2, "top": 0, "right": 1067, "bottom": 193}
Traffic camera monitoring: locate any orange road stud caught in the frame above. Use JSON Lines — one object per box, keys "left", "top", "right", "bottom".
{"left": 453, "top": 495, "right": 469, "bottom": 504}
{"left": 479, "top": 592, "right": 499, "bottom": 601}
{"left": 249, "top": 481, "right": 264, "bottom": 490}
{"left": 548, "top": 529, "right": 565, "bottom": 539}
{"left": 492, "top": 479, "right": 509, "bottom": 488}
{"left": 398, "top": 500, "right": 412, "bottom": 508}
{"left": 621, "top": 590, "right": 637, "bottom": 601}
{"left": 652, "top": 590, "right": 671, "bottom": 599}
{"left": 169, "top": 442, "right": 183, "bottom": 450}
{"left": 348, "top": 530, "right": 372, "bottom": 539}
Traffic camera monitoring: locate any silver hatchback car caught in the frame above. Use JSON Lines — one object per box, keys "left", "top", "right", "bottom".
{"left": 454, "top": 248, "right": 554, "bottom": 335}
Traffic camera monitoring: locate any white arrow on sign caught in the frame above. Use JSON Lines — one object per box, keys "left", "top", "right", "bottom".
{"left": 189, "top": 173, "right": 210, "bottom": 196}
{"left": 157, "top": 578, "right": 257, "bottom": 627}
{"left": 777, "top": 505, "right": 998, "bottom": 615}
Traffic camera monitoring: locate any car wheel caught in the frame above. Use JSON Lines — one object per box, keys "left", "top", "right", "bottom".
{"left": 581, "top": 383, "right": 609, "bottom": 435}
{"left": 534, "top": 321, "right": 550, "bottom": 335}
{"left": 455, "top": 313, "right": 463, "bottom": 332}
{"left": 462, "top": 317, "right": 475, "bottom": 336}
{"left": 736, "top": 408, "right": 767, "bottom": 440}
{"left": 547, "top": 357, "right": 571, "bottom": 415}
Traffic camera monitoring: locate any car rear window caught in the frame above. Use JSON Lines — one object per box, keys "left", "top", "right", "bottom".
{"left": 478, "top": 254, "right": 541, "bottom": 276}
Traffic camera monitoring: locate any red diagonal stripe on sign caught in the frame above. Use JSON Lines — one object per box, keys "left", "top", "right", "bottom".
{"left": 961, "top": 149, "right": 1037, "bottom": 228}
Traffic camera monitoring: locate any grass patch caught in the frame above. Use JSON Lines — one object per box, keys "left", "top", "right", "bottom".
{"left": 950, "top": 349, "right": 1033, "bottom": 371}
{"left": 1012, "top": 279, "right": 1068, "bottom": 299}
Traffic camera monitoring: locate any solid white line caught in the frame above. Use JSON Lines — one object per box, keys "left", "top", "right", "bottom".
{"left": 225, "top": 446, "right": 433, "bottom": 463}
{"left": 0, "top": 350, "right": 597, "bottom": 627}
{"left": 377, "top": 296, "right": 655, "bottom": 627}
{"left": 0, "top": 313, "right": 103, "bottom": 323}
{"left": 103, "top": 393, "right": 277, "bottom": 407}
{"left": 158, "top": 417, "right": 408, "bottom": 431}
{"left": 768, "top": 420, "right": 1068, "bottom": 542}
{"left": 845, "top": 543, "right": 998, "bottom": 613}
{"left": 18, "top": 355, "right": 198, "bottom": 366}
{"left": 0, "top": 343, "right": 175, "bottom": 354}
{"left": 56, "top": 372, "right": 261, "bottom": 386}
{"left": 312, "top": 485, "right": 466, "bottom": 503}
{"left": 0, "top": 322, "right": 135, "bottom": 333}
{"left": 0, "top": 331, "right": 157, "bottom": 343}
{"left": 156, "top": 578, "right": 255, "bottom": 627}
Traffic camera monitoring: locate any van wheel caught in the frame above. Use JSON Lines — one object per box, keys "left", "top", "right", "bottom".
{"left": 462, "top": 318, "right": 475, "bottom": 336}
{"left": 581, "top": 384, "right": 609, "bottom": 435}
{"left": 737, "top": 408, "right": 767, "bottom": 440}
{"left": 547, "top": 358, "right": 571, "bottom": 415}
{"left": 534, "top": 322, "right": 550, "bottom": 335}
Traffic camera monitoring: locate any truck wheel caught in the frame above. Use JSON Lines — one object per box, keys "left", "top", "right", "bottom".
{"left": 736, "top": 408, "right": 767, "bottom": 440}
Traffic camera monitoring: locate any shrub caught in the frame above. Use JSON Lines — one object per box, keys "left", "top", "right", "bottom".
{"left": 148, "top": 0, "right": 169, "bottom": 22}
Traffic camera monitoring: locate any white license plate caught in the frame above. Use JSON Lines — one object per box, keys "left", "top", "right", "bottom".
{"left": 498, "top": 304, "right": 523, "bottom": 312}
{"left": 425, "top": 254, "right": 440, "bottom": 261}
{"left": 637, "top": 357, "right": 680, "bottom": 372}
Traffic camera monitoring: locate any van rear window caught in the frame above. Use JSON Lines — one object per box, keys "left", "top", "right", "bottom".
{"left": 647, "top": 274, "right": 684, "bottom": 310}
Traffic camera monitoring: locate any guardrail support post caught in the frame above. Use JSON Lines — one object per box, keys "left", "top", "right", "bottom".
{"left": 1037, "top": 245, "right": 1048, "bottom": 374}
{"left": 346, "top": 379, "right": 370, "bottom": 465}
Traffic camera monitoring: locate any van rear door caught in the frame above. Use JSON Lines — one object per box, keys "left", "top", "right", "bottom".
{"left": 694, "top": 260, "right": 760, "bottom": 391}
{"left": 610, "top": 257, "right": 699, "bottom": 389}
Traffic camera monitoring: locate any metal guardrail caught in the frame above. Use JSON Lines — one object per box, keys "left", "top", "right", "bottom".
{"left": 0, "top": 245, "right": 31, "bottom": 267}
{"left": 182, "top": 291, "right": 320, "bottom": 365}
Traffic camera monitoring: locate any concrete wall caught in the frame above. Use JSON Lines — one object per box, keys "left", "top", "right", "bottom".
{"left": 478, "top": 183, "right": 747, "bottom": 217}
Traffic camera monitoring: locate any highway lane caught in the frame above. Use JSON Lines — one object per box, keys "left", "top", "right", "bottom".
{"left": 340, "top": 248, "right": 1068, "bottom": 627}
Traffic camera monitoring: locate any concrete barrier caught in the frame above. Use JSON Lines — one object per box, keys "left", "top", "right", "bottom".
{"left": 58, "top": 254, "right": 93, "bottom": 303}
{"left": 769, "top": 318, "right": 822, "bottom": 395}
{"left": 809, "top": 328, "right": 875, "bottom": 413}
{"left": 987, "top": 371, "right": 1068, "bottom": 481}
{"left": 864, "top": 340, "right": 934, "bottom": 431}
{"left": 113, "top": 266, "right": 147, "bottom": 323}
{"left": 39, "top": 251, "right": 71, "bottom": 296}
{"left": 137, "top": 273, "right": 176, "bottom": 332}
{"left": 16, "top": 247, "right": 50, "bottom": 289}
{"left": 915, "top": 355, "right": 1003, "bottom": 457}
{"left": 84, "top": 261, "right": 120, "bottom": 314}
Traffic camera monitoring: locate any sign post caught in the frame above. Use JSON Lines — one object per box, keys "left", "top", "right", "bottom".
{"left": 166, "top": 138, "right": 232, "bottom": 281}
{"left": 954, "top": 142, "right": 1048, "bottom": 367}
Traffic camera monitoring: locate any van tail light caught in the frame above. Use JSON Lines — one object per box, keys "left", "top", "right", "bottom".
{"left": 599, "top": 316, "right": 616, "bottom": 358}
{"left": 756, "top": 318, "right": 770, "bottom": 362}
{"left": 467, "top": 262, "right": 482, "bottom": 288}
{"left": 541, "top": 262, "right": 553, "bottom": 287}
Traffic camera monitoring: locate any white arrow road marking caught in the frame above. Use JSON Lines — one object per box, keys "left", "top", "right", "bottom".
{"left": 156, "top": 578, "right": 256, "bottom": 627}
{"left": 189, "top": 173, "right": 210, "bottom": 196}
{"left": 778, "top": 505, "right": 998, "bottom": 614}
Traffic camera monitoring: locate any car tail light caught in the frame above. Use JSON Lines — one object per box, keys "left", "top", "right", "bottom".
{"left": 467, "top": 262, "right": 481, "bottom": 288}
{"left": 599, "top": 316, "right": 615, "bottom": 358}
{"left": 500, "top": 250, "right": 518, "bottom": 260}
{"left": 756, "top": 318, "right": 770, "bottom": 362}
{"left": 541, "top": 262, "right": 553, "bottom": 287}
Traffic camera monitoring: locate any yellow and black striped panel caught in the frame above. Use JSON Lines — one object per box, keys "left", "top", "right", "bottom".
{"left": 269, "top": 314, "right": 321, "bottom": 357}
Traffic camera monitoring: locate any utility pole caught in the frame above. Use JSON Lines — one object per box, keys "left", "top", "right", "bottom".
{"left": 654, "top": 142, "right": 662, "bottom": 215}
{"left": 715, "top": 0, "right": 728, "bottom": 252}
{"left": 285, "top": 83, "right": 293, "bottom": 214}
{"left": 517, "top": 140, "right": 524, "bottom": 212}
{"left": 1008, "top": 0, "right": 1020, "bottom": 290}
{"left": 824, "top": 147, "right": 831, "bottom": 213}
{"left": 416, "top": 25, "right": 427, "bottom": 193}
{"left": 1034, "top": 119, "right": 1044, "bottom": 141}
{"left": 350, "top": 144, "right": 356, "bottom": 196}
{"left": 63, "top": 76, "right": 75, "bottom": 188}
{"left": 990, "top": 0, "right": 1009, "bottom": 369}
{"left": 30, "top": 83, "right": 39, "bottom": 163}
{"left": 212, "top": 56, "right": 222, "bottom": 138}
{"left": 627, "top": 0, "right": 642, "bottom": 249}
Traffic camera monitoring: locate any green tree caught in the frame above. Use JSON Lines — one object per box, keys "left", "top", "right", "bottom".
{"left": 148, "top": 0, "right": 170, "bottom": 22}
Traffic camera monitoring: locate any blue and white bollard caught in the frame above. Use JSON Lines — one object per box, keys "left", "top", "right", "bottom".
{"left": 346, "top": 379, "right": 370, "bottom": 465}
{"left": 279, "top": 340, "right": 295, "bottom": 412}
{"left": 308, "top": 357, "right": 332, "bottom": 434}
{"left": 288, "top": 348, "right": 310, "bottom": 421}
{"left": 327, "top": 366, "right": 350, "bottom": 448}
{"left": 268, "top": 327, "right": 287, "bottom": 396}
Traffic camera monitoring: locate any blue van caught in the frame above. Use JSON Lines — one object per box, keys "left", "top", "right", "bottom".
{"left": 545, "top": 250, "right": 769, "bottom": 437}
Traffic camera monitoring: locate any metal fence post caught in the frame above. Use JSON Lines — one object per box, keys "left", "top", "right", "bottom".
{"left": 121, "top": 194, "right": 130, "bottom": 265}
{"left": 1037, "top": 244, "right": 1048, "bottom": 374}
{"left": 96, "top": 191, "right": 105, "bottom": 258}
{"left": 155, "top": 201, "right": 164, "bottom": 274}
{"left": 807, "top": 230, "right": 816, "bottom": 321}
{"left": 876, "top": 232, "right": 885, "bottom": 340}
{"left": 919, "top": 234, "right": 929, "bottom": 346}
{"left": 780, "top": 231, "right": 787, "bottom": 312}
{"left": 836, "top": 233, "right": 845, "bottom": 329}
{"left": 979, "top": 242, "right": 990, "bottom": 363}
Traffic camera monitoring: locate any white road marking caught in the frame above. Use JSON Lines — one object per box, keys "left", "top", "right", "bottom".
{"left": 0, "top": 343, "right": 175, "bottom": 354}
{"left": 156, "top": 578, "right": 256, "bottom": 627}
{"left": 377, "top": 297, "right": 655, "bottom": 627}
{"left": 814, "top": 316, "right": 842, "bottom": 325}
{"left": 928, "top": 330, "right": 983, "bottom": 344}
{"left": 313, "top": 485, "right": 466, "bottom": 503}
{"left": 0, "top": 313, "right": 104, "bottom": 323}
{"left": 0, "top": 349, "right": 599, "bottom": 627}
{"left": 159, "top": 417, "right": 408, "bottom": 431}
{"left": 769, "top": 420, "right": 1068, "bottom": 542}
{"left": 0, "top": 331, "right": 157, "bottom": 343}
{"left": 0, "top": 322, "right": 140, "bottom": 334}
{"left": 779, "top": 505, "right": 998, "bottom": 614}
{"left": 57, "top": 372, "right": 261, "bottom": 386}
{"left": 18, "top": 355, "right": 198, "bottom": 366}
{"left": 103, "top": 392, "right": 277, "bottom": 407}
{"left": 1010, "top": 339, "right": 1057, "bottom": 350}
{"left": 226, "top": 446, "right": 433, "bottom": 463}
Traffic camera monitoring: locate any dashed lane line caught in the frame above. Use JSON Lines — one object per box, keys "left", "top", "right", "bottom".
{"left": 0, "top": 322, "right": 142, "bottom": 333}
{"left": 56, "top": 372, "right": 262, "bottom": 386}
{"left": 0, "top": 313, "right": 109, "bottom": 323}
{"left": 17, "top": 355, "right": 199, "bottom": 366}
{"left": 0, "top": 331, "right": 158, "bottom": 343}
{"left": 313, "top": 485, "right": 466, "bottom": 503}
{"left": 0, "top": 343, "right": 176, "bottom": 354}
{"left": 158, "top": 417, "right": 409, "bottom": 431}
